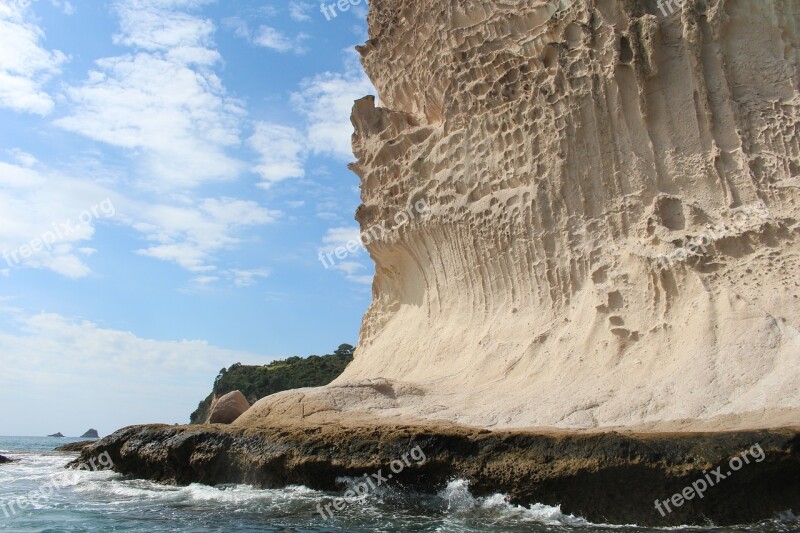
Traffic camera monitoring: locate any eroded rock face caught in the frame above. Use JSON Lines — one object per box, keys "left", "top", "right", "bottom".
{"left": 242, "top": 0, "right": 800, "bottom": 431}
{"left": 208, "top": 391, "right": 250, "bottom": 424}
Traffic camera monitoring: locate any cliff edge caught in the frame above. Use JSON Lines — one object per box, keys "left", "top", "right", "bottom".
{"left": 240, "top": 0, "right": 800, "bottom": 431}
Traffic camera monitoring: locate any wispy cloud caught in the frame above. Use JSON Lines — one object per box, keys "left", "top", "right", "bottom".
{"left": 55, "top": 0, "right": 244, "bottom": 190}
{"left": 288, "top": 1, "right": 312, "bottom": 22}
{"left": 291, "top": 53, "right": 376, "bottom": 285}
{"left": 50, "top": 0, "right": 75, "bottom": 15}
{"left": 291, "top": 50, "right": 375, "bottom": 160}
{"left": 249, "top": 122, "right": 306, "bottom": 188}
{"left": 0, "top": 307, "right": 269, "bottom": 430}
{"left": 230, "top": 268, "right": 270, "bottom": 287}
{"left": 244, "top": 52, "right": 376, "bottom": 193}
{"left": 189, "top": 267, "right": 269, "bottom": 288}
{"left": 318, "top": 226, "right": 373, "bottom": 284}
{"left": 0, "top": 0, "right": 67, "bottom": 115}
{"left": 132, "top": 197, "right": 279, "bottom": 273}
{"left": 0, "top": 160, "right": 117, "bottom": 279}
{"left": 0, "top": 155, "right": 278, "bottom": 279}
{"left": 224, "top": 17, "right": 308, "bottom": 54}
{"left": 0, "top": 309, "right": 249, "bottom": 375}
{"left": 7, "top": 148, "right": 38, "bottom": 167}
{"left": 254, "top": 25, "right": 308, "bottom": 53}
{"left": 112, "top": 0, "right": 217, "bottom": 51}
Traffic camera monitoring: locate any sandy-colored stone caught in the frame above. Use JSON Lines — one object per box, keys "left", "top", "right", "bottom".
{"left": 208, "top": 390, "right": 250, "bottom": 424}
{"left": 241, "top": 0, "right": 800, "bottom": 431}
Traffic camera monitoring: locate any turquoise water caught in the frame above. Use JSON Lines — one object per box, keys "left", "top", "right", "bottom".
{"left": 0, "top": 436, "right": 797, "bottom": 532}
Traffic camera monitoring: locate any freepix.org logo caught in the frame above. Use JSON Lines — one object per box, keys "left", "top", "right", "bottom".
{"left": 2, "top": 199, "right": 116, "bottom": 270}
{"left": 319, "top": 0, "right": 365, "bottom": 21}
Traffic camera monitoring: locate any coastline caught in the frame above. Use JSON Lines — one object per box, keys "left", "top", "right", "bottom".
{"left": 71, "top": 422, "right": 800, "bottom": 527}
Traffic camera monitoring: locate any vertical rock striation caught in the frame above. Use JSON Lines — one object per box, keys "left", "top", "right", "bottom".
{"left": 240, "top": 0, "right": 800, "bottom": 431}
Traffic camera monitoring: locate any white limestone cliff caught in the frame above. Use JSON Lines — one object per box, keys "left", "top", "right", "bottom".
{"left": 238, "top": 0, "right": 800, "bottom": 431}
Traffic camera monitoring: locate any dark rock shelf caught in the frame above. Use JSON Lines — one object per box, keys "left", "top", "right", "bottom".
{"left": 70, "top": 423, "right": 800, "bottom": 526}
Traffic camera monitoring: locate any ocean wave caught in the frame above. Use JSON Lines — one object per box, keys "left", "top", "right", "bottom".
{"left": 73, "top": 478, "right": 324, "bottom": 508}
{"left": 437, "top": 478, "right": 591, "bottom": 527}
{"left": 4, "top": 453, "right": 796, "bottom": 531}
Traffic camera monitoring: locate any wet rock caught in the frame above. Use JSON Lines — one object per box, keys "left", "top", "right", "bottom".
{"left": 72, "top": 423, "right": 800, "bottom": 527}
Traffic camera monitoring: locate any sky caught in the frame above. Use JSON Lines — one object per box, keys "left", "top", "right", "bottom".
{"left": 0, "top": 0, "right": 378, "bottom": 436}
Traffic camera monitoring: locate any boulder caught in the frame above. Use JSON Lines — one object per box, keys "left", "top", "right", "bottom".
{"left": 207, "top": 390, "right": 250, "bottom": 424}
{"left": 81, "top": 429, "right": 99, "bottom": 439}
{"left": 0, "top": 454, "right": 11, "bottom": 463}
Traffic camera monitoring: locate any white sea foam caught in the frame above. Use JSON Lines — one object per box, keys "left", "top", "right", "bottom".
{"left": 4, "top": 452, "right": 794, "bottom": 531}
{"left": 437, "top": 478, "right": 590, "bottom": 526}
{"left": 334, "top": 475, "right": 394, "bottom": 501}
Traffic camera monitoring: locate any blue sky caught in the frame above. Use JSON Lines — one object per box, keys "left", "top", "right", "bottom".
{"left": 0, "top": 0, "right": 377, "bottom": 436}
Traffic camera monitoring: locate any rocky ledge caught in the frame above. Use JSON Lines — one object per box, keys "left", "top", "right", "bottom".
{"left": 55, "top": 441, "right": 97, "bottom": 453}
{"left": 71, "top": 423, "right": 800, "bottom": 526}
{"left": 0, "top": 454, "right": 12, "bottom": 464}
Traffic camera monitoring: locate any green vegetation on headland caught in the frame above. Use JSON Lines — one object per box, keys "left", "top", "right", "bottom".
{"left": 190, "top": 344, "right": 354, "bottom": 424}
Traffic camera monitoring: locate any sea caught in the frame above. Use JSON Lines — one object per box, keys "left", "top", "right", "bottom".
{"left": 0, "top": 436, "right": 797, "bottom": 532}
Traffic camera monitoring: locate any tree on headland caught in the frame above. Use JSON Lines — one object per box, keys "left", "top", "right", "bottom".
{"left": 335, "top": 343, "right": 354, "bottom": 357}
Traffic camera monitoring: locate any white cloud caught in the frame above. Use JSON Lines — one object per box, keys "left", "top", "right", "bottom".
{"left": 133, "top": 197, "right": 279, "bottom": 272}
{"left": 254, "top": 25, "right": 304, "bottom": 53}
{"left": 0, "top": 160, "right": 117, "bottom": 278}
{"left": 221, "top": 16, "right": 249, "bottom": 38}
{"left": 235, "top": 51, "right": 375, "bottom": 197}
{"left": 288, "top": 1, "right": 312, "bottom": 21}
{"left": 224, "top": 17, "right": 307, "bottom": 54}
{"left": 318, "top": 225, "right": 374, "bottom": 284}
{"left": 55, "top": 0, "right": 244, "bottom": 190}
{"left": 0, "top": 1, "right": 67, "bottom": 115}
{"left": 249, "top": 122, "right": 306, "bottom": 188}
{"left": 322, "top": 226, "right": 361, "bottom": 249}
{"left": 291, "top": 50, "right": 376, "bottom": 160}
{"left": 229, "top": 268, "right": 270, "bottom": 287}
{"left": 0, "top": 310, "right": 247, "bottom": 375}
{"left": 50, "top": 0, "right": 75, "bottom": 15}
{"left": 191, "top": 275, "right": 218, "bottom": 284}
{"left": 246, "top": 52, "right": 375, "bottom": 188}
{"left": 0, "top": 307, "right": 268, "bottom": 431}
{"left": 7, "top": 148, "right": 38, "bottom": 167}
{"left": 113, "top": 0, "right": 216, "bottom": 51}
{"left": 334, "top": 260, "right": 365, "bottom": 275}
{"left": 189, "top": 267, "right": 269, "bottom": 288}
{"left": 0, "top": 156, "right": 278, "bottom": 279}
